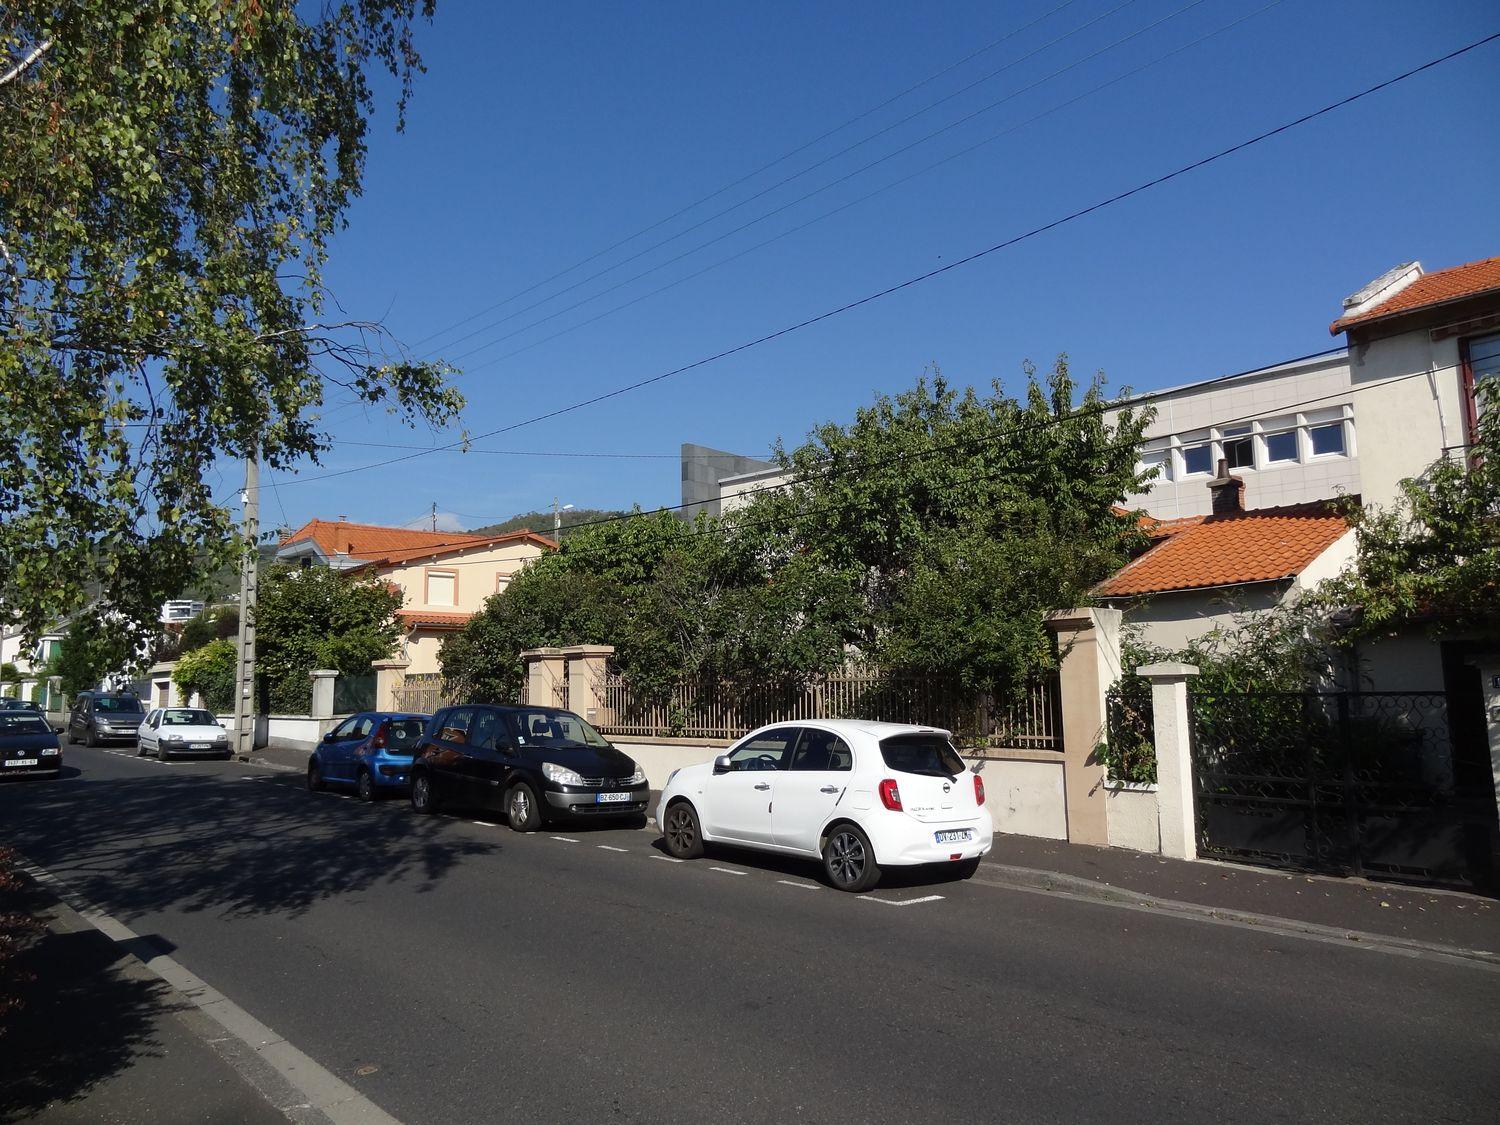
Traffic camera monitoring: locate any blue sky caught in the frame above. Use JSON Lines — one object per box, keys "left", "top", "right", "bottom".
{"left": 255, "top": 0, "right": 1500, "bottom": 534}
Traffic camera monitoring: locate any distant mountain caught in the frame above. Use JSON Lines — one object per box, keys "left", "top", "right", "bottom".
{"left": 470, "top": 509, "right": 627, "bottom": 540}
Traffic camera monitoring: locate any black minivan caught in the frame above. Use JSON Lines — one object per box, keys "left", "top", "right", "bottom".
{"left": 409, "top": 705, "right": 649, "bottom": 831}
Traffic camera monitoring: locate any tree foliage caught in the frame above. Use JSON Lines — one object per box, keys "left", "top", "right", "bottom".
{"left": 173, "top": 636, "right": 235, "bottom": 713}
{"left": 1325, "top": 379, "right": 1500, "bottom": 638}
{"left": 443, "top": 360, "right": 1152, "bottom": 702}
{"left": 0, "top": 2, "right": 460, "bottom": 648}
{"left": 180, "top": 604, "right": 239, "bottom": 652}
{"left": 254, "top": 564, "right": 402, "bottom": 712}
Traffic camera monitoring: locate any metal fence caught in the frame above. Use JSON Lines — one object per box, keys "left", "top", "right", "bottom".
{"left": 333, "top": 673, "right": 376, "bottom": 714}
{"left": 390, "top": 673, "right": 453, "bottom": 716}
{"left": 594, "top": 669, "right": 1061, "bottom": 752}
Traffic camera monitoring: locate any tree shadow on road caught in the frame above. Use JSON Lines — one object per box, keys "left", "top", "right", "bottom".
{"left": 0, "top": 881, "right": 165, "bottom": 1123}
{"left": 0, "top": 772, "right": 500, "bottom": 921}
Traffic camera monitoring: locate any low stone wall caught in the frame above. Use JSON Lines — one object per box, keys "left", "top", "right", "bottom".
{"left": 982, "top": 756, "right": 1068, "bottom": 841}
{"left": 1104, "top": 781, "right": 1161, "bottom": 852}
{"left": 217, "top": 713, "right": 347, "bottom": 752}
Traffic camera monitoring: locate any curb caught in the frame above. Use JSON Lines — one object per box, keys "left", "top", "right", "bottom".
{"left": 18, "top": 860, "right": 403, "bottom": 1125}
{"left": 972, "top": 861, "right": 1500, "bottom": 969}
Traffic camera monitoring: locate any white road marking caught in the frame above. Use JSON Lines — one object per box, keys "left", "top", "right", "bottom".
{"left": 777, "top": 880, "right": 821, "bottom": 891}
{"left": 860, "top": 894, "right": 945, "bottom": 907}
{"left": 597, "top": 845, "right": 628, "bottom": 852}
{"left": 550, "top": 835, "right": 580, "bottom": 843}
{"left": 710, "top": 866, "right": 749, "bottom": 876}
{"left": 650, "top": 855, "right": 684, "bottom": 863}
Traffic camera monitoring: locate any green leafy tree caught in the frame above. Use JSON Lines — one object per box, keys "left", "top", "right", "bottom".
{"left": 747, "top": 358, "right": 1152, "bottom": 695}
{"left": 173, "top": 637, "right": 236, "bottom": 713}
{"left": 255, "top": 564, "right": 402, "bottom": 712}
{"left": 180, "top": 605, "right": 240, "bottom": 652}
{"left": 48, "top": 612, "right": 154, "bottom": 696}
{"left": 1325, "top": 380, "right": 1500, "bottom": 638}
{"left": 0, "top": 663, "right": 18, "bottom": 684}
{"left": 0, "top": 2, "right": 461, "bottom": 650}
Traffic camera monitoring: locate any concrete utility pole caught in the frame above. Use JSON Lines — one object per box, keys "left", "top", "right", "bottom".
{"left": 232, "top": 453, "right": 259, "bottom": 760}
{"left": 430, "top": 501, "right": 437, "bottom": 532}
{"left": 552, "top": 497, "right": 573, "bottom": 539}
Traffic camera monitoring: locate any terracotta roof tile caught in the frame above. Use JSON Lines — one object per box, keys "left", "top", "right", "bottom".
{"left": 396, "top": 609, "right": 473, "bottom": 629}
{"left": 1095, "top": 502, "right": 1350, "bottom": 598}
{"left": 364, "top": 530, "right": 556, "bottom": 567}
{"left": 1330, "top": 255, "right": 1500, "bottom": 334}
{"left": 279, "top": 518, "right": 492, "bottom": 559}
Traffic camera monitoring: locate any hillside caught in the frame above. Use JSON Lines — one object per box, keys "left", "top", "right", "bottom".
{"left": 470, "top": 509, "right": 627, "bottom": 540}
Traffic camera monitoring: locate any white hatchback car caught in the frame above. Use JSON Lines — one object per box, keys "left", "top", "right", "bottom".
{"left": 656, "top": 720, "right": 993, "bottom": 892}
{"left": 137, "top": 706, "right": 232, "bottom": 760}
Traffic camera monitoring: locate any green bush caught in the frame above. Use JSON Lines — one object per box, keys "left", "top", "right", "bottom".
{"left": 174, "top": 639, "right": 236, "bottom": 714}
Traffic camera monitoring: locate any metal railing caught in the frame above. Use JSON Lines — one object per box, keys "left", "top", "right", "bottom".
{"left": 390, "top": 673, "right": 452, "bottom": 716}
{"left": 594, "top": 668, "right": 1061, "bottom": 752}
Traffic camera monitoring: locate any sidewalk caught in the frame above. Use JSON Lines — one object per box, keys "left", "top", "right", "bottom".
{"left": 0, "top": 874, "right": 286, "bottom": 1125}
{"left": 983, "top": 834, "right": 1499, "bottom": 956}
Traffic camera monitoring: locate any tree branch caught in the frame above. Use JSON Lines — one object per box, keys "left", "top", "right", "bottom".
{"left": 0, "top": 39, "right": 52, "bottom": 87}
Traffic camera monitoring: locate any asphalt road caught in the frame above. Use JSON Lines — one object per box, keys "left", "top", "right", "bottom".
{"left": 3, "top": 746, "right": 1498, "bottom": 1125}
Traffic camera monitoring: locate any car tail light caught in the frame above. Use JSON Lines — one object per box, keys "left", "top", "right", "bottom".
{"left": 974, "top": 773, "right": 985, "bottom": 806}
{"left": 878, "top": 779, "right": 902, "bottom": 811}
{"left": 371, "top": 724, "right": 387, "bottom": 750}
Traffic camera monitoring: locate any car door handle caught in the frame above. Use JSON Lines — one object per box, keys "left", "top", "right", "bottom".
{"left": 753, "top": 782, "right": 771, "bottom": 791}
{"left": 819, "top": 785, "right": 840, "bottom": 794}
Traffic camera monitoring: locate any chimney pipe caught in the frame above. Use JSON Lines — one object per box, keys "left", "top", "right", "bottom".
{"left": 1207, "top": 459, "right": 1244, "bottom": 515}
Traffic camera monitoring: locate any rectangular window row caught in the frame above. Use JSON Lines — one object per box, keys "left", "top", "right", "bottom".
{"left": 1138, "top": 405, "right": 1354, "bottom": 483}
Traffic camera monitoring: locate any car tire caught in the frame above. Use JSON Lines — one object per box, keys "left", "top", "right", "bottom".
{"left": 84, "top": 728, "right": 95, "bottom": 749}
{"left": 156, "top": 743, "right": 167, "bottom": 761}
{"left": 823, "top": 823, "right": 880, "bottom": 893}
{"left": 356, "top": 769, "right": 376, "bottom": 803}
{"left": 505, "top": 783, "right": 542, "bottom": 832}
{"left": 136, "top": 741, "right": 146, "bottom": 757}
{"left": 953, "top": 857, "right": 982, "bottom": 881}
{"left": 410, "top": 771, "right": 438, "bottom": 815}
{"left": 307, "top": 760, "right": 325, "bottom": 792}
{"left": 662, "top": 800, "right": 704, "bottom": 860}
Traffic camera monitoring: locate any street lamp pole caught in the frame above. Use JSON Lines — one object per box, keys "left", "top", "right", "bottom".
{"left": 552, "top": 497, "right": 574, "bottom": 539}
{"left": 232, "top": 452, "right": 259, "bottom": 760}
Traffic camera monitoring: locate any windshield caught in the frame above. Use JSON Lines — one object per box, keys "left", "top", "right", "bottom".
{"left": 3, "top": 700, "right": 41, "bottom": 711}
{"left": 506, "top": 709, "right": 611, "bottom": 750}
{"left": 879, "top": 733, "right": 966, "bottom": 779}
{"left": 386, "top": 718, "right": 426, "bottom": 748}
{"left": 163, "top": 709, "right": 216, "bottom": 726}
{"left": 0, "top": 713, "right": 50, "bottom": 735}
{"left": 94, "top": 696, "right": 144, "bottom": 715}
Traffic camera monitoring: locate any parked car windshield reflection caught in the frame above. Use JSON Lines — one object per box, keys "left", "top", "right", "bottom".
{"left": 162, "top": 708, "right": 217, "bottom": 726}
{"left": 93, "top": 696, "right": 144, "bottom": 714}
{"left": 506, "top": 709, "right": 611, "bottom": 749}
{"left": 0, "top": 714, "right": 50, "bottom": 735}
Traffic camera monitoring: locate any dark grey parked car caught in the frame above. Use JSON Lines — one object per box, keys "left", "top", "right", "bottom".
{"left": 67, "top": 691, "right": 146, "bottom": 747}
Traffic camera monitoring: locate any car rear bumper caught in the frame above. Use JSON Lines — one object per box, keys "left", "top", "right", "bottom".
{"left": 545, "top": 785, "right": 650, "bottom": 816}
{"left": 874, "top": 812, "right": 994, "bottom": 866}
{"left": 373, "top": 760, "right": 412, "bottom": 787}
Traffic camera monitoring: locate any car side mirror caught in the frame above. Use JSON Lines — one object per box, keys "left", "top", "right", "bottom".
{"left": 322, "top": 731, "right": 334, "bottom": 743}
{"left": 713, "top": 754, "right": 732, "bottom": 775}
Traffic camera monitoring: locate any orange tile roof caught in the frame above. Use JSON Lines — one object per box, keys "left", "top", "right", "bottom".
{"left": 1330, "top": 255, "right": 1500, "bottom": 334}
{"left": 279, "top": 518, "right": 492, "bottom": 559}
{"left": 397, "top": 609, "right": 473, "bottom": 629}
{"left": 367, "top": 530, "right": 556, "bottom": 566}
{"left": 1095, "top": 502, "right": 1350, "bottom": 598}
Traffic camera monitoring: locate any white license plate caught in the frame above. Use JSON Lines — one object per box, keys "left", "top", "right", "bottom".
{"left": 934, "top": 829, "right": 974, "bottom": 844}
{"left": 5, "top": 759, "right": 39, "bottom": 768}
{"left": 595, "top": 791, "right": 631, "bottom": 804}
{"left": 191, "top": 743, "right": 211, "bottom": 749}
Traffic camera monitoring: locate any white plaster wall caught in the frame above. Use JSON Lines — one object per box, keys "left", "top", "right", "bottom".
{"left": 718, "top": 468, "right": 791, "bottom": 514}
{"left": 1291, "top": 529, "right": 1357, "bottom": 592}
{"left": 403, "top": 631, "right": 446, "bottom": 676}
{"left": 1105, "top": 783, "right": 1161, "bottom": 852}
{"left": 1115, "top": 584, "right": 1286, "bottom": 651}
{"left": 1347, "top": 330, "right": 1466, "bottom": 509}
{"left": 986, "top": 758, "right": 1067, "bottom": 841}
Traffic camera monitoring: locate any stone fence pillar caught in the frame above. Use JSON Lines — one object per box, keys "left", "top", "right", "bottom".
{"left": 561, "top": 645, "right": 615, "bottom": 724}
{"left": 309, "top": 669, "right": 338, "bottom": 722}
{"left": 372, "top": 657, "right": 410, "bottom": 712}
{"left": 1137, "top": 662, "right": 1200, "bottom": 861}
{"left": 520, "top": 648, "right": 567, "bottom": 708}
{"left": 1045, "top": 607, "right": 1123, "bottom": 847}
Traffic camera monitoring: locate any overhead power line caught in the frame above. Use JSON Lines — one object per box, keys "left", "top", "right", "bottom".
{"left": 408, "top": 0, "right": 1089, "bottom": 352}
{"left": 266, "top": 30, "right": 1499, "bottom": 493}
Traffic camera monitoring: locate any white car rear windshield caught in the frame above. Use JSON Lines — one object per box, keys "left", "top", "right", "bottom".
{"left": 879, "top": 733, "right": 965, "bottom": 779}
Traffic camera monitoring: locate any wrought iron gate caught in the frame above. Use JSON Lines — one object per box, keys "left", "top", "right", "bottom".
{"left": 1189, "top": 690, "right": 1497, "bottom": 889}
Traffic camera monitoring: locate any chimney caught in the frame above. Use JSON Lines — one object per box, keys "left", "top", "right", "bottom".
{"left": 1207, "top": 459, "right": 1244, "bottom": 515}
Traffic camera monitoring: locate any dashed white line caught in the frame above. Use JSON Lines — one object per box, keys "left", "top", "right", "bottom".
{"left": 597, "top": 845, "right": 628, "bottom": 853}
{"left": 550, "top": 835, "right": 580, "bottom": 843}
{"left": 777, "top": 880, "right": 821, "bottom": 891}
{"left": 860, "top": 894, "right": 945, "bottom": 908}
{"left": 650, "top": 855, "right": 684, "bottom": 863}
{"left": 710, "top": 866, "right": 749, "bottom": 876}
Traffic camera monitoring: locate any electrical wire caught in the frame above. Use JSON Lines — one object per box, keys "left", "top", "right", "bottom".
{"left": 262, "top": 30, "right": 1500, "bottom": 492}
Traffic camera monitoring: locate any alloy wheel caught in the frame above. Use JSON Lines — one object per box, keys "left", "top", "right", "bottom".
{"left": 510, "top": 788, "right": 530, "bottom": 824}
{"left": 666, "top": 807, "right": 696, "bottom": 853}
{"left": 827, "top": 830, "right": 866, "bottom": 887}
{"left": 412, "top": 775, "right": 430, "bottom": 812}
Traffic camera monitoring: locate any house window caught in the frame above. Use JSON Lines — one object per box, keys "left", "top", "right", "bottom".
{"left": 1220, "top": 425, "right": 1253, "bottom": 470}
{"left": 1470, "top": 332, "right": 1500, "bottom": 385}
{"left": 1179, "top": 432, "right": 1212, "bottom": 476}
{"left": 495, "top": 572, "right": 514, "bottom": 595}
{"left": 1308, "top": 422, "right": 1345, "bottom": 457}
{"left": 1263, "top": 429, "right": 1298, "bottom": 463}
{"left": 1137, "top": 447, "right": 1170, "bottom": 483}
{"left": 427, "top": 569, "right": 457, "bottom": 607}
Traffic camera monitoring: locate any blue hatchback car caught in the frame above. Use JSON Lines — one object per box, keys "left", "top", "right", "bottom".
{"left": 307, "top": 711, "right": 429, "bottom": 802}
